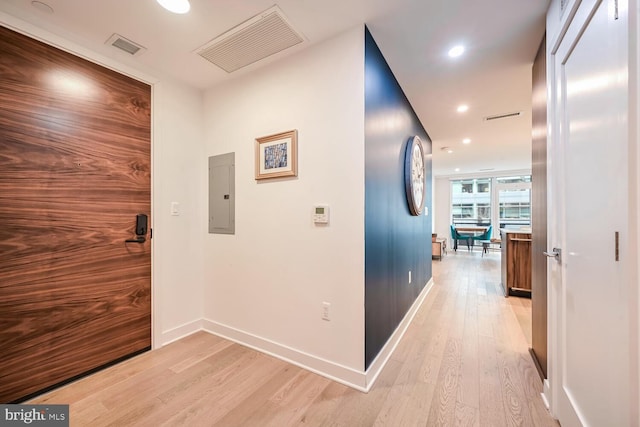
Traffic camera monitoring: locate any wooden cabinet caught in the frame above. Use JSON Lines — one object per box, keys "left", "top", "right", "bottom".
{"left": 500, "top": 230, "right": 532, "bottom": 297}
{"left": 432, "top": 238, "right": 446, "bottom": 260}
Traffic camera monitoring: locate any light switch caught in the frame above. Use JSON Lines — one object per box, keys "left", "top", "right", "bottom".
{"left": 171, "top": 202, "right": 180, "bottom": 216}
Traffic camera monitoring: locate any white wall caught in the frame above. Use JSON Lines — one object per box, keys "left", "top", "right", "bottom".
{"left": 434, "top": 177, "right": 452, "bottom": 246}
{"left": 201, "top": 26, "right": 366, "bottom": 377}
{"left": 0, "top": 11, "right": 206, "bottom": 348}
{"left": 153, "top": 81, "right": 204, "bottom": 345}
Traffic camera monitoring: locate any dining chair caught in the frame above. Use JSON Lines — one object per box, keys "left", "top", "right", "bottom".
{"left": 472, "top": 225, "right": 493, "bottom": 255}
{"left": 450, "top": 225, "right": 472, "bottom": 251}
{"left": 472, "top": 225, "right": 493, "bottom": 244}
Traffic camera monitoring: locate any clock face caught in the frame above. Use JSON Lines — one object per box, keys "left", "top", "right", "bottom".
{"left": 404, "top": 136, "right": 425, "bottom": 216}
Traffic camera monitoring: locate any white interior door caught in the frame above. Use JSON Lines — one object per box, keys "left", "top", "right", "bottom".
{"left": 552, "top": 0, "right": 630, "bottom": 425}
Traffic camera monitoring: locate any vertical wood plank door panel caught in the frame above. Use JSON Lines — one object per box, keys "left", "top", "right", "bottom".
{"left": 0, "top": 26, "right": 151, "bottom": 403}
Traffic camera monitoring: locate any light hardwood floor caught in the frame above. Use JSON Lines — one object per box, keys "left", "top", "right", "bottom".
{"left": 31, "top": 250, "right": 558, "bottom": 426}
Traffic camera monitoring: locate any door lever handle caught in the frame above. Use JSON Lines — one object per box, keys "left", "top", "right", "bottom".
{"left": 126, "top": 237, "right": 146, "bottom": 243}
{"left": 543, "top": 247, "right": 562, "bottom": 262}
{"left": 126, "top": 213, "right": 148, "bottom": 243}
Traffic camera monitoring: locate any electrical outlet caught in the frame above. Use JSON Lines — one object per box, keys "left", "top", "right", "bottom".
{"left": 322, "top": 302, "right": 331, "bottom": 321}
{"left": 409, "top": 270, "right": 412, "bottom": 284}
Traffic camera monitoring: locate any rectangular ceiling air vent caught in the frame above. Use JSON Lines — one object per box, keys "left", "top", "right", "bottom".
{"left": 483, "top": 111, "right": 522, "bottom": 122}
{"left": 106, "top": 33, "right": 146, "bottom": 56}
{"left": 195, "top": 5, "right": 305, "bottom": 73}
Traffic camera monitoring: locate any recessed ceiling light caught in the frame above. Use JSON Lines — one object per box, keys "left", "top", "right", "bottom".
{"left": 462, "top": 138, "right": 471, "bottom": 144}
{"left": 447, "top": 149, "right": 453, "bottom": 154}
{"left": 448, "top": 45, "right": 465, "bottom": 58}
{"left": 457, "top": 104, "right": 469, "bottom": 113}
{"left": 455, "top": 168, "right": 460, "bottom": 172}
{"left": 156, "top": 0, "right": 190, "bottom": 14}
{"left": 31, "top": 1, "right": 54, "bottom": 13}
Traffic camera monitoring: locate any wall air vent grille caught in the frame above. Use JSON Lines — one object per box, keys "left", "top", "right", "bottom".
{"left": 195, "top": 6, "right": 305, "bottom": 73}
{"left": 483, "top": 111, "right": 522, "bottom": 122}
{"left": 105, "top": 34, "right": 146, "bottom": 56}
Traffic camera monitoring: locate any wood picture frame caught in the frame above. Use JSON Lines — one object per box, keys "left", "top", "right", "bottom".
{"left": 255, "top": 130, "right": 298, "bottom": 180}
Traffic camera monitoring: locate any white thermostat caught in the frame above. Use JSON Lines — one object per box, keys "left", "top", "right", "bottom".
{"left": 313, "top": 205, "right": 330, "bottom": 224}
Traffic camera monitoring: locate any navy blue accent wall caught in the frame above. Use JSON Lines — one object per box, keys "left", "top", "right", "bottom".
{"left": 364, "top": 27, "right": 433, "bottom": 369}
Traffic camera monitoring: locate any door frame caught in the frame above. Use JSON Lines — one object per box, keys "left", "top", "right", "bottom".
{"left": 0, "top": 11, "right": 161, "bottom": 349}
{"left": 546, "top": 0, "right": 640, "bottom": 422}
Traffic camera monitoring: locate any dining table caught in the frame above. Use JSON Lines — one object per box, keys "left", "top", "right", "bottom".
{"left": 453, "top": 225, "right": 489, "bottom": 250}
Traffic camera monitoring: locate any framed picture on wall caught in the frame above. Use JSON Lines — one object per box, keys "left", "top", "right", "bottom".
{"left": 255, "top": 130, "right": 298, "bottom": 180}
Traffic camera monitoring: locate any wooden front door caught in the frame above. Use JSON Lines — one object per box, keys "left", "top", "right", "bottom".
{"left": 0, "top": 26, "right": 151, "bottom": 403}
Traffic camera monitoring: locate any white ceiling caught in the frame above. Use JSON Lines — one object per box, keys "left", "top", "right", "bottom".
{"left": 0, "top": 0, "right": 549, "bottom": 176}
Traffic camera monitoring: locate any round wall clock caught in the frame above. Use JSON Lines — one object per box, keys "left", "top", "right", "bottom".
{"left": 404, "top": 136, "right": 425, "bottom": 216}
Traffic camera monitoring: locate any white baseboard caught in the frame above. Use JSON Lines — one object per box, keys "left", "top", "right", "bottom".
{"left": 160, "top": 278, "right": 435, "bottom": 393}
{"left": 202, "top": 318, "right": 368, "bottom": 391}
{"left": 541, "top": 378, "right": 551, "bottom": 409}
{"left": 160, "top": 319, "right": 203, "bottom": 346}
{"left": 363, "top": 278, "right": 434, "bottom": 391}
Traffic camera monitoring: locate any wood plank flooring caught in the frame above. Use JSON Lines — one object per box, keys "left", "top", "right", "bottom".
{"left": 30, "top": 250, "right": 558, "bottom": 426}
